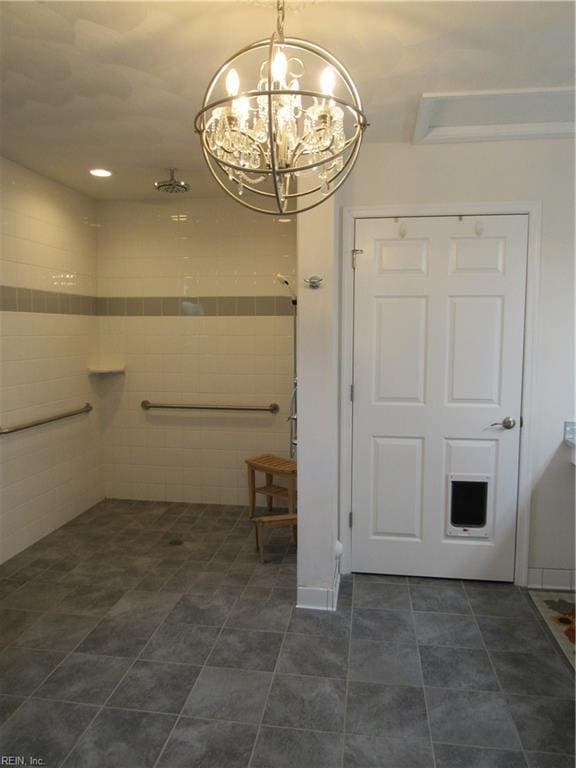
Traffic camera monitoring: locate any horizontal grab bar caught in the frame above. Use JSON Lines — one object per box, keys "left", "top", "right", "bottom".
{"left": 0, "top": 403, "right": 93, "bottom": 436}
{"left": 141, "top": 400, "right": 280, "bottom": 414}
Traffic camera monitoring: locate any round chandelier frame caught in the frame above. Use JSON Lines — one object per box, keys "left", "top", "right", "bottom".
{"left": 194, "top": 2, "right": 368, "bottom": 215}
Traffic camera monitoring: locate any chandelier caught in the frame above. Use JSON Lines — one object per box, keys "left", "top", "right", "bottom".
{"left": 194, "top": 0, "right": 367, "bottom": 215}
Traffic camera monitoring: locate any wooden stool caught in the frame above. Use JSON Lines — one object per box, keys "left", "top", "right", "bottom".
{"left": 245, "top": 454, "right": 297, "bottom": 563}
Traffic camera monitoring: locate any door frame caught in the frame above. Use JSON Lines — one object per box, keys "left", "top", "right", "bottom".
{"left": 339, "top": 201, "right": 542, "bottom": 586}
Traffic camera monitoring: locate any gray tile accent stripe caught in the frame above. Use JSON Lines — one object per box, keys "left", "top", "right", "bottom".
{"left": 0, "top": 286, "right": 97, "bottom": 315}
{"left": 0, "top": 287, "right": 295, "bottom": 317}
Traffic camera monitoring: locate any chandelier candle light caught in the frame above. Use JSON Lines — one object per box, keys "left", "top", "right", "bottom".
{"left": 194, "top": 0, "right": 367, "bottom": 214}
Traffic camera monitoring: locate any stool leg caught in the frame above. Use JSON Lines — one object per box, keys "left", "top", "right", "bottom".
{"left": 287, "top": 476, "right": 296, "bottom": 516}
{"left": 247, "top": 466, "right": 256, "bottom": 517}
{"left": 265, "top": 473, "right": 273, "bottom": 512}
{"left": 247, "top": 466, "right": 259, "bottom": 549}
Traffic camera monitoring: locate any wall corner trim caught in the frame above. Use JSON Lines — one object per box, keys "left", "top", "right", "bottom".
{"left": 297, "top": 576, "right": 340, "bottom": 612}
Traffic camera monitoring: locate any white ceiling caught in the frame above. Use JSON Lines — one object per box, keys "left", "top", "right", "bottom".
{"left": 0, "top": 0, "right": 573, "bottom": 200}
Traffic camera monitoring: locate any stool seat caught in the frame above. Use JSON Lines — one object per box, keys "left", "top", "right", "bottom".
{"left": 255, "top": 484, "right": 290, "bottom": 500}
{"left": 252, "top": 512, "right": 298, "bottom": 526}
{"left": 245, "top": 454, "right": 297, "bottom": 562}
{"left": 246, "top": 454, "right": 296, "bottom": 476}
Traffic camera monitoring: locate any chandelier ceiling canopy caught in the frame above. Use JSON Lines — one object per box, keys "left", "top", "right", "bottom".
{"left": 194, "top": 0, "right": 367, "bottom": 215}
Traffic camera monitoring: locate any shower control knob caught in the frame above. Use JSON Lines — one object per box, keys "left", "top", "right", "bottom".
{"left": 304, "top": 275, "right": 324, "bottom": 289}
{"left": 490, "top": 417, "right": 516, "bottom": 430}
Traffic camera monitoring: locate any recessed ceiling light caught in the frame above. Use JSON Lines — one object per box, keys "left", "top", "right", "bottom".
{"left": 90, "top": 168, "right": 112, "bottom": 177}
{"left": 277, "top": 217, "right": 292, "bottom": 223}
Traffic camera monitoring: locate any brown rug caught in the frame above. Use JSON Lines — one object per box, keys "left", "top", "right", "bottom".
{"left": 529, "top": 590, "right": 575, "bottom": 668}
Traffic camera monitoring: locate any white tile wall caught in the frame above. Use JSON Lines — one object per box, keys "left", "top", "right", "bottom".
{"left": 95, "top": 197, "right": 297, "bottom": 505}
{"left": 97, "top": 316, "right": 294, "bottom": 503}
{"left": 0, "top": 312, "right": 102, "bottom": 561}
{"left": 96, "top": 199, "right": 296, "bottom": 297}
{"left": 1, "top": 157, "right": 98, "bottom": 296}
{"left": 0, "top": 159, "right": 296, "bottom": 562}
{"left": 0, "top": 159, "right": 102, "bottom": 562}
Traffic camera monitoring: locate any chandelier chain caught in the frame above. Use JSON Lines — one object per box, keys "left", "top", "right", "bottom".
{"left": 276, "top": 0, "right": 285, "bottom": 39}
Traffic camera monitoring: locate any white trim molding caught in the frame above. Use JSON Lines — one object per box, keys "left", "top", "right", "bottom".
{"left": 413, "top": 88, "right": 575, "bottom": 144}
{"left": 297, "top": 576, "right": 340, "bottom": 611}
{"left": 528, "top": 567, "right": 575, "bottom": 592}
{"left": 340, "top": 202, "right": 543, "bottom": 588}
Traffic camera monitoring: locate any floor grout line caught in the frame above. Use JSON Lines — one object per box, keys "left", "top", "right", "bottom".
{"left": 20, "top": 607, "right": 119, "bottom": 767}
{"left": 408, "top": 577, "right": 438, "bottom": 768}
{"left": 468, "top": 585, "right": 529, "bottom": 762}
{"left": 1, "top": 502, "right": 574, "bottom": 766}
{"left": 150, "top": 535, "right": 280, "bottom": 768}
{"left": 246, "top": 570, "right": 293, "bottom": 768}
{"left": 48, "top": 506, "right": 187, "bottom": 765}
{"left": 0, "top": 503, "right": 286, "bottom": 767}
{"left": 340, "top": 576, "right": 355, "bottom": 768}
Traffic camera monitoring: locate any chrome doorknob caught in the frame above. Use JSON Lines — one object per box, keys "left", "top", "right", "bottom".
{"left": 490, "top": 417, "right": 516, "bottom": 430}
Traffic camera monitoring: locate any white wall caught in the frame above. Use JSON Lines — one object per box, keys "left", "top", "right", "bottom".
{"left": 0, "top": 158, "right": 103, "bottom": 562}
{"left": 95, "top": 199, "right": 296, "bottom": 504}
{"left": 296, "top": 201, "right": 341, "bottom": 609}
{"left": 297, "top": 139, "right": 574, "bottom": 600}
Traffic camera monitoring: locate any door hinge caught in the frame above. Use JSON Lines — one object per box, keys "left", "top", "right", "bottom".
{"left": 520, "top": 416, "right": 524, "bottom": 427}
{"left": 349, "top": 510, "right": 353, "bottom": 528}
{"left": 351, "top": 248, "right": 363, "bottom": 269}
{"left": 350, "top": 384, "right": 354, "bottom": 402}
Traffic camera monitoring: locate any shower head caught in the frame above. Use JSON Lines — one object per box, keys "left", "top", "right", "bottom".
{"left": 154, "top": 168, "right": 190, "bottom": 193}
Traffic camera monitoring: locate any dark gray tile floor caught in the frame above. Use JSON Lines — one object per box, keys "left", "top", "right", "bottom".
{"left": 0, "top": 499, "right": 574, "bottom": 767}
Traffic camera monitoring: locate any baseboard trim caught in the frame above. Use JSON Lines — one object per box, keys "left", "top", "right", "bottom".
{"left": 297, "top": 575, "right": 340, "bottom": 612}
{"left": 527, "top": 567, "right": 575, "bottom": 591}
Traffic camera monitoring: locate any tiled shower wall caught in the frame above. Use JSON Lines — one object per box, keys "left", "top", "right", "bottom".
{"left": 0, "top": 158, "right": 102, "bottom": 561}
{"left": 94, "top": 200, "right": 296, "bottom": 504}
{"left": 0, "top": 159, "right": 296, "bottom": 561}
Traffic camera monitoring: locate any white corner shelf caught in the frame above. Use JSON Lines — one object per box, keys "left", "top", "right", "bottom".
{"left": 88, "top": 366, "right": 126, "bottom": 375}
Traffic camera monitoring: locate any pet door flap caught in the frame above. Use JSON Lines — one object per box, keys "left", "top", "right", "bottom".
{"left": 446, "top": 474, "right": 490, "bottom": 538}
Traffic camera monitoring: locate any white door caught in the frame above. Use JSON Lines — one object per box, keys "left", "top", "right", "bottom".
{"left": 352, "top": 215, "right": 528, "bottom": 581}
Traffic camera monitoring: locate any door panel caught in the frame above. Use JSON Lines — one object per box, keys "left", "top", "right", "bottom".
{"left": 378, "top": 239, "right": 429, "bottom": 275}
{"left": 374, "top": 297, "right": 427, "bottom": 403}
{"left": 449, "top": 237, "right": 506, "bottom": 274}
{"left": 352, "top": 215, "right": 528, "bottom": 581}
{"left": 372, "top": 436, "right": 424, "bottom": 539}
{"left": 447, "top": 296, "right": 503, "bottom": 404}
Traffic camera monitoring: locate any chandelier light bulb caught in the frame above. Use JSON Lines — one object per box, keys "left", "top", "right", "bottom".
{"left": 271, "top": 50, "right": 288, "bottom": 82}
{"left": 289, "top": 79, "right": 302, "bottom": 109}
{"left": 194, "top": 0, "right": 367, "bottom": 214}
{"left": 320, "top": 65, "right": 336, "bottom": 96}
{"left": 233, "top": 95, "right": 250, "bottom": 120}
{"left": 225, "top": 68, "right": 240, "bottom": 97}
